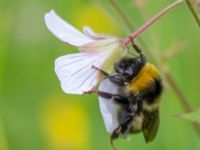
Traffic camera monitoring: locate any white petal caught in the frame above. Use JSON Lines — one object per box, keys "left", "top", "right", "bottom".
{"left": 80, "top": 38, "right": 120, "bottom": 52}
{"left": 55, "top": 51, "right": 110, "bottom": 94}
{"left": 98, "top": 78, "right": 119, "bottom": 133}
{"left": 83, "top": 26, "right": 111, "bottom": 40}
{"left": 80, "top": 38, "right": 126, "bottom": 74}
{"left": 45, "top": 10, "right": 94, "bottom": 46}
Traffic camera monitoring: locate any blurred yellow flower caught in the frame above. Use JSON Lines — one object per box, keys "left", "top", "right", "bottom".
{"left": 75, "top": 5, "right": 120, "bottom": 34}
{"left": 40, "top": 95, "right": 90, "bottom": 150}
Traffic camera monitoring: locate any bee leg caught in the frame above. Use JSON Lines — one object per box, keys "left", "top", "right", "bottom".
{"left": 84, "top": 90, "right": 113, "bottom": 98}
{"left": 96, "top": 91, "right": 128, "bottom": 104}
{"left": 127, "top": 45, "right": 137, "bottom": 57}
{"left": 92, "top": 65, "right": 126, "bottom": 86}
{"left": 92, "top": 65, "right": 126, "bottom": 85}
{"left": 110, "top": 116, "right": 133, "bottom": 148}
{"left": 107, "top": 75, "right": 126, "bottom": 86}
{"left": 83, "top": 90, "right": 97, "bottom": 95}
{"left": 131, "top": 41, "right": 146, "bottom": 64}
{"left": 131, "top": 41, "right": 142, "bottom": 54}
{"left": 91, "top": 65, "right": 110, "bottom": 77}
{"left": 84, "top": 91, "right": 128, "bottom": 104}
{"left": 83, "top": 90, "right": 112, "bottom": 97}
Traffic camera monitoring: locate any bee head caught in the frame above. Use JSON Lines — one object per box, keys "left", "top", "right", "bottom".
{"left": 114, "top": 57, "right": 144, "bottom": 81}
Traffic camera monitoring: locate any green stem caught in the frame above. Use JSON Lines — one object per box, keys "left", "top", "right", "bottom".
{"left": 184, "top": 0, "right": 200, "bottom": 28}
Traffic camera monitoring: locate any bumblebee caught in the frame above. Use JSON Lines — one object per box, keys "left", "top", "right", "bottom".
{"left": 86, "top": 43, "right": 163, "bottom": 148}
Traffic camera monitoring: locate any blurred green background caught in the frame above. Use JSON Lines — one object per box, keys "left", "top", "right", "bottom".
{"left": 1, "top": 0, "right": 200, "bottom": 150}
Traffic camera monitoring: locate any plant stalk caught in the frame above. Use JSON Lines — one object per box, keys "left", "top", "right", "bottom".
{"left": 123, "top": 0, "right": 184, "bottom": 45}
{"left": 184, "top": 0, "right": 200, "bottom": 28}
{"left": 108, "top": 0, "right": 149, "bottom": 50}
{"left": 109, "top": 0, "right": 136, "bottom": 31}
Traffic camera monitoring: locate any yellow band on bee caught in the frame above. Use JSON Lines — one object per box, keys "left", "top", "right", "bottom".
{"left": 128, "top": 63, "right": 160, "bottom": 92}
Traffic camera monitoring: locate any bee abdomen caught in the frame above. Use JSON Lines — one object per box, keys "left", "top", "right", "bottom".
{"left": 141, "top": 78, "right": 163, "bottom": 103}
{"left": 139, "top": 78, "right": 163, "bottom": 111}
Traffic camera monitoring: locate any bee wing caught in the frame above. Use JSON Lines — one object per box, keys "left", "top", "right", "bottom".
{"left": 142, "top": 109, "right": 160, "bottom": 142}
{"left": 55, "top": 52, "right": 109, "bottom": 94}
{"left": 98, "top": 78, "right": 119, "bottom": 133}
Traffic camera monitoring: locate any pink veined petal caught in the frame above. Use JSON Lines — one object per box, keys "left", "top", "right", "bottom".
{"left": 55, "top": 51, "right": 110, "bottom": 94}
{"left": 98, "top": 78, "right": 119, "bottom": 133}
{"left": 45, "top": 10, "right": 94, "bottom": 46}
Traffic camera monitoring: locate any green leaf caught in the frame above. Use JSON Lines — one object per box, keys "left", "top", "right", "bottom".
{"left": 177, "top": 109, "right": 200, "bottom": 122}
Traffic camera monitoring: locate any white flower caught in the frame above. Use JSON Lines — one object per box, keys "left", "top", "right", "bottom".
{"left": 98, "top": 78, "right": 119, "bottom": 133}
{"left": 45, "top": 10, "right": 127, "bottom": 94}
